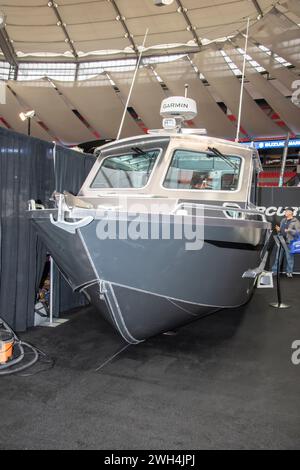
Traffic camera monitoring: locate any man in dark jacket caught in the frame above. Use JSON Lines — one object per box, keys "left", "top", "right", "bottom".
{"left": 272, "top": 207, "right": 300, "bottom": 277}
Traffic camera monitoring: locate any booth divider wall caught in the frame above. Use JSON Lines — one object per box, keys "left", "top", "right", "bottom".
{"left": 0, "top": 127, "right": 95, "bottom": 330}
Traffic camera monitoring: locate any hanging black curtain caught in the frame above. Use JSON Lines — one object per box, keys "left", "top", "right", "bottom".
{"left": 0, "top": 127, "right": 96, "bottom": 330}
{"left": 55, "top": 145, "right": 96, "bottom": 194}
{"left": 0, "top": 128, "right": 55, "bottom": 330}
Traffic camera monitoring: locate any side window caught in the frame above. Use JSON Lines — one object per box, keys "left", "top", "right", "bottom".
{"left": 163, "top": 149, "right": 241, "bottom": 191}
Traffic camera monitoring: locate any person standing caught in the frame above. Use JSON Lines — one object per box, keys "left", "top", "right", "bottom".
{"left": 272, "top": 207, "right": 300, "bottom": 277}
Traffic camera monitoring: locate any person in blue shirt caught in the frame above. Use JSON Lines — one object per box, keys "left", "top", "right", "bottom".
{"left": 272, "top": 207, "right": 300, "bottom": 278}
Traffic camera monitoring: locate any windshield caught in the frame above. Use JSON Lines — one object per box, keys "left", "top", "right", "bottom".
{"left": 163, "top": 149, "right": 242, "bottom": 191}
{"left": 90, "top": 149, "right": 160, "bottom": 189}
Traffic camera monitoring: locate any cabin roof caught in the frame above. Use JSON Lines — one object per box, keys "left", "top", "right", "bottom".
{"left": 94, "top": 132, "right": 253, "bottom": 155}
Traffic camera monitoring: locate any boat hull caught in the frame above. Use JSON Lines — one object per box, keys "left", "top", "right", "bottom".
{"left": 30, "top": 210, "right": 268, "bottom": 343}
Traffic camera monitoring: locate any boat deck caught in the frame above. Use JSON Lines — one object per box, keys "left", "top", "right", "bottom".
{"left": 1, "top": 277, "right": 300, "bottom": 450}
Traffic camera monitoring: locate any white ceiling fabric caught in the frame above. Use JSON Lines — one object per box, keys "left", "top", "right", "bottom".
{"left": 0, "top": 0, "right": 277, "bottom": 60}
{"left": 233, "top": 34, "right": 298, "bottom": 90}
{"left": 282, "top": 0, "right": 300, "bottom": 17}
{"left": 0, "top": 85, "right": 51, "bottom": 140}
{"left": 224, "top": 43, "right": 300, "bottom": 134}
{"left": 9, "top": 79, "right": 94, "bottom": 144}
{"left": 193, "top": 47, "right": 281, "bottom": 138}
{"left": 155, "top": 58, "right": 236, "bottom": 139}
{"left": 110, "top": 67, "right": 167, "bottom": 130}
{"left": 53, "top": 75, "right": 142, "bottom": 140}
{"left": 249, "top": 8, "right": 300, "bottom": 68}
{"left": 0, "top": 1, "right": 299, "bottom": 143}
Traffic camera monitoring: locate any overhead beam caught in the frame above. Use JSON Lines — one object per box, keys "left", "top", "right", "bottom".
{"left": 251, "top": 0, "right": 263, "bottom": 18}
{"left": 175, "top": 0, "right": 202, "bottom": 48}
{"left": 109, "top": 0, "right": 139, "bottom": 55}
{"left": 0, "top": 27, "right": 18, "bottom": 67}
{"left": 48, "top": 1, "right": 78, "bottom": 60}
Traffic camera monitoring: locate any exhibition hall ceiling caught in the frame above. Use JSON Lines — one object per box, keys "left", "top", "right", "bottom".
{"left": 0, "top": 0, "right": 299, "bottom": 144}
{"left": 0, "top": 0, "right": 288, "bottom": 60}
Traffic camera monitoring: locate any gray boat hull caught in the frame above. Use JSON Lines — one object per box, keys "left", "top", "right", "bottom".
{"left": 30, "top": 209, "right": 269, "bottom": 343}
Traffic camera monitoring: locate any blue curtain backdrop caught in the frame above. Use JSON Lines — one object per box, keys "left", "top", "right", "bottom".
{"left": 0, "top": 127, "right": 95, "bottom": 330}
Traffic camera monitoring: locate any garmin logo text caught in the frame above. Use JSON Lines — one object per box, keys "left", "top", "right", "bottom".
{"left": 256, "top": 206, "right": 300, "bottom": 217}
{"left": 162, "top": 103, "right": 189, "bottom": 110}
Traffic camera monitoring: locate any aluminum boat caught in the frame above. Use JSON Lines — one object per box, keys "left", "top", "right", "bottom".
{"left": 29, "top": 97, "right": 271, "bottom": 343}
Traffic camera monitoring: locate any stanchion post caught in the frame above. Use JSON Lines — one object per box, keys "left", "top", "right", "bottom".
{"left": 270, "top": 234, "right": 290, "bottom": 309}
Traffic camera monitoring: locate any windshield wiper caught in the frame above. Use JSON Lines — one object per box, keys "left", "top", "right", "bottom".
{"left": 207, "top": 146, "right": 239, "bottom": 172}
{"left": 131, "top": 146, "right": 147, "bottom": 156}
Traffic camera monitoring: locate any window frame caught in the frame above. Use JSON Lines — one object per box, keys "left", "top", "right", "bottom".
{"left": 160, "top": 148, "right": 244, "bottom": 194}
{"left": 89, "top": 147, "right": 163, "bottom": 191}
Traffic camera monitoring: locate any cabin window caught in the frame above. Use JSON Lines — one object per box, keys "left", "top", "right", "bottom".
{"left": 90, "top": 149, "right": 160, "bottom": 189}
{"left": 163, "top": 149, "right": 242, "bottom": 191}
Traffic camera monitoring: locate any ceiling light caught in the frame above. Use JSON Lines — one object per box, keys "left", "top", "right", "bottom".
{"left": 19, "top": 110, "right": 35, "bottom": 121}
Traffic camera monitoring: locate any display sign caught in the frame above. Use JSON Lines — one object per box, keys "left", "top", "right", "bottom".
{"left": 244, "top": 139, "right": 300, "bottom": 150}
{"left": 258, "top": 187, "right": 300, "bottom": 272}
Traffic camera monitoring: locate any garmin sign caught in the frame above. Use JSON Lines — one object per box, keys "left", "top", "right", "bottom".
{"left": 160, "top": 96, "right": 197, "bottom": 121}
{"left": 162, "top": 102, "right": 189, "bottom": 110}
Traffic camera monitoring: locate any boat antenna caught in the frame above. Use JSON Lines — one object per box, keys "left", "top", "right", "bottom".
{"left": 184, "top": 84, "right": 189, "bottom": 98}
{"left": 116, "top": 29, "right": 149, "bottom": 140}
{"left": 235, "top": 17, "right": 250, "bottom": 143}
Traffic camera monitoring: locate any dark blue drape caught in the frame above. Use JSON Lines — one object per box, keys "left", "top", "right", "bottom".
{"left": 0, "top": 127, "right": 95, "bottom": 330}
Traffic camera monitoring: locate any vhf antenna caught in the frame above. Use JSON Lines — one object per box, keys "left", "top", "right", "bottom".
{"left": 235, "top": 17, "right": 250, "bottom": 143}
{"left": 184, "top": 84, "right": 189, "bottom": 98}
{"left": 116, "top": 29, "right": 149, "bottom": 140}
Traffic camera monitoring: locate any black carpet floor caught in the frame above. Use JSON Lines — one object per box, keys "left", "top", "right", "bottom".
{"left": 1, "top": 278, "right": 300, "bottom": 450}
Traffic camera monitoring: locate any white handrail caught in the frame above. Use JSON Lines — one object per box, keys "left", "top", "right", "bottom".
{"left": 172, "top": 202, "right": 266, "bottom": 221}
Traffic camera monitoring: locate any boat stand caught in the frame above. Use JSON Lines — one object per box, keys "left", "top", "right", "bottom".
{"left": 39, "top": 257, "right": 69, "bottom": 327}
{"left": 269, "top": 234, "right": 290, "bottom": 309}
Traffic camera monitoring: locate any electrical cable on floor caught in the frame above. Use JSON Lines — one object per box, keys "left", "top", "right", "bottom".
{"left": 0, "top": 316, "right": 54, "bottom": 376}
